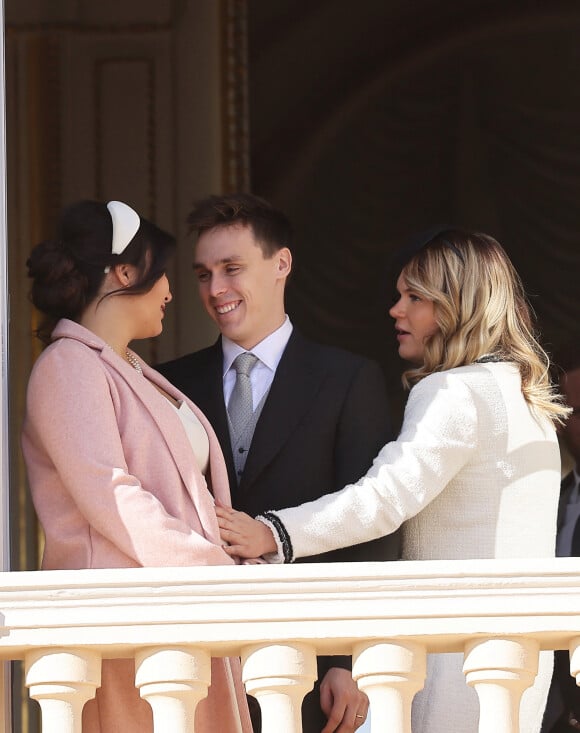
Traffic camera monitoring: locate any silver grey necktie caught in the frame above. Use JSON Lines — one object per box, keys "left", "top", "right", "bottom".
{"left": 228, "top": 352, "right": 258, "bottom": 438}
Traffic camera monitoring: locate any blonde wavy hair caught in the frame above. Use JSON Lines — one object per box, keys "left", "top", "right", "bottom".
{"left": 399, "top": 230, "right": 569, "bottom": 425}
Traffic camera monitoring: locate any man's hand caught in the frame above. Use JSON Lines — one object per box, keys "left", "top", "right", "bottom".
{"left": 319, "top": 667, "right": 369, "bottom": 732}
{"left": 215, "top": 505, "right": 277, "bottom": 558}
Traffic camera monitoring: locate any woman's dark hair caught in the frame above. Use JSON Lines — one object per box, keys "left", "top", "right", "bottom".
{"left": 26, "top": 200, "right": 175, "bottom": 343}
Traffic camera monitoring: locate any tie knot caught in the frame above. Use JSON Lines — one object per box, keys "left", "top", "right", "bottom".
{"left": 233, "top": 352, "right": 258, "bottom": 377}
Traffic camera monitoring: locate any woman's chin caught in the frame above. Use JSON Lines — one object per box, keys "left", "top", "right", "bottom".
{"left": 135, "top": 324, "right": 163, "bottom": 341}
{"left": 398, "top": 349, "right": 424, "bottom": 366}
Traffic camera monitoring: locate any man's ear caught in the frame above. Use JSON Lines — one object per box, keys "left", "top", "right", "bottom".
{"left": 276, "top": 247, "right": 292, "bottom": 279}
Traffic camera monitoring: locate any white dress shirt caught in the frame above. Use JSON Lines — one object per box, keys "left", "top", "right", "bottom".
{"left": 222, "top": 316, "right": 293, "bottom": 410}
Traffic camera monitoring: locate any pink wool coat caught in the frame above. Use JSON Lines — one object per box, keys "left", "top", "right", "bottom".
{"left": 22, "top": 319, "right": 252, "bottom": 733}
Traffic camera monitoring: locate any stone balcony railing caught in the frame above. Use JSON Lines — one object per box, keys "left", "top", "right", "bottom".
{"left": 1, "top": 558, "right": 580, "bottom": 733}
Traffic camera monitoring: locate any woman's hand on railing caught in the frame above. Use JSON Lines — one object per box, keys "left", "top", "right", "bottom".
{"left": 216, "top": 505, "right": 277, "bottom": 558}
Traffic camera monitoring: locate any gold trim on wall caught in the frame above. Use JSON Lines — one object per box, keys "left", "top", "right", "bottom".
{"left": 220, "top": 0, "right": 251, "bottom": 192}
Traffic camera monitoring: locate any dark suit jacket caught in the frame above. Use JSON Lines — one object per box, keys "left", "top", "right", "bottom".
{"left": 157, "top": 329, "right": 400, "bottom": 731}
{"left": 547, "top": 470, "right": 580, "bottom": 732}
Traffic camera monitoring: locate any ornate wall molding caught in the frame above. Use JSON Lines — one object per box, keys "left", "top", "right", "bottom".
{"left": 220, "top": 0, "right": 250, "bottom": 192}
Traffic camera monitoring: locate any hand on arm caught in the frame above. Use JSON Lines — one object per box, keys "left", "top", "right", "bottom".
{"left": 319, "top": 667, "right": 369, "bottom": 732}
{"left": 215, "top": 505, "right": 277, "bottom": 557}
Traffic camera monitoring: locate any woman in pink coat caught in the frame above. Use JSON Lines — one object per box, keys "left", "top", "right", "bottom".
{"left": 22, "top": 199, "right": 253, "bottom": 733}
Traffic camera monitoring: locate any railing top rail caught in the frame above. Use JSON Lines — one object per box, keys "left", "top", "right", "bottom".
{"left": 2, "top": 556, "right": 580, "bottom": 587}
{"left": 0, "top": 558, "right": 579, "bottom": 658}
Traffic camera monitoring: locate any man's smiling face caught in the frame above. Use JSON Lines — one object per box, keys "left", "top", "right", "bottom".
{"left": 193, "top": 223, "right": 291, "bottom": 350}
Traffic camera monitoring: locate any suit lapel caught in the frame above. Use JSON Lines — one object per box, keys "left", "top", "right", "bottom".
{"left": 189, "top": 340, "right": 238, "bottom": 491}
{"left": 240, "top": 331, "right": 326, "bottom": 491}
{"left": 558, "top": 469, "right": 577, "bottom": 530}
{"left": 191, "top": 342, "right": 230, "bottom": 441}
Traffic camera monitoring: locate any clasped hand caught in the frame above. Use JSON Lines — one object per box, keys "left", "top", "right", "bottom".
{"left": 216, "top": 505, "right": 277, "bottom": 558}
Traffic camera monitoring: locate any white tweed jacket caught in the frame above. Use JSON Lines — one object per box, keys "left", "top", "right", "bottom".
{"left": 269, "top": 362, "right": 560, "bottom": 562}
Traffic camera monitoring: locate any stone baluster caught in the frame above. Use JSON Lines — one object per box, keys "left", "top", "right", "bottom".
{"left": 463, "top": 637, "right": 539, "bottom": 733}
{"left": 568, "top": 636, "right": 580, "bottom": 670}
{"left": 352, "top": 640, "right": 426, "bottom": 733}
{"left": 25, "top": 648, "right": 101, "bottom": 733}
{"left": 567, "top": 637, "right": 580, "bottom": 694}
{"left": 135, "top": 646, "right": 211, "bottom": 732}
{"left": 242, "top": 642, "right": 317, "bottom": 732}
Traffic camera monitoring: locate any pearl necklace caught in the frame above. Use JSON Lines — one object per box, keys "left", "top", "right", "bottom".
{"left": 125, "top": 350, "right": 143, "bottom": 375}
{"left": 105, "top": 344, "right": 143, "bottom": 375}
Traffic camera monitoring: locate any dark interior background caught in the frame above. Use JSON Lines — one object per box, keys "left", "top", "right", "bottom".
{"left": 248, "top": 0, "right": 580, "bottom": 420}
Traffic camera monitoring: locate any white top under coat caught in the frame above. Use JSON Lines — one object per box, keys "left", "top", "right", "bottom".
{"left": 171, "top": 400, "right": 210, "bottom": 476}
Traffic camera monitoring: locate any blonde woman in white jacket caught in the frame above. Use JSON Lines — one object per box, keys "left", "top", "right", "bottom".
{"left": 216, "top": 230, "right": 570, "bottom": 733}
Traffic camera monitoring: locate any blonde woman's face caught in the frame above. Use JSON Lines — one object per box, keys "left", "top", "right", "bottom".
{"left": 389, "top": 273, "right": 439, "bottom": 364}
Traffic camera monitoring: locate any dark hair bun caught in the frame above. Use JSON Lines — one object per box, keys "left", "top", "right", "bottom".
{"left": 26, "top": 238, "right": 88, "bottom": 320}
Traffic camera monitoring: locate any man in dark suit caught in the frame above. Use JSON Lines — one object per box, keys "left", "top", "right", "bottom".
{"left": 157, "top": 193, "right": 399, "bottom": 733}
{"left": 544, "top": 347, "right": 580, "bottom": 733}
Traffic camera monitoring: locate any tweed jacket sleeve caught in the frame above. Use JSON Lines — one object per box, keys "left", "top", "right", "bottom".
{"left": 265, "top": 370, "right": 479, "bottom": 561}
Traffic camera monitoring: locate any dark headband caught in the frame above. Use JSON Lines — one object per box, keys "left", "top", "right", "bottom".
{"left": 439, "top": 238, "right": 465, "bottom": 264}
{"left": 390, "top": 227, "right": 464, "bottom": 273}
